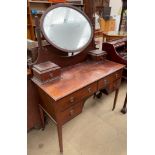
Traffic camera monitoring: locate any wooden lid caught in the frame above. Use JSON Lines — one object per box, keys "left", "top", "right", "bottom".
{"left": 88, "top": 50, "right": 107, "bottom": 56}
{"left": 33, "top": 61, "right": 60, "bottom": 72}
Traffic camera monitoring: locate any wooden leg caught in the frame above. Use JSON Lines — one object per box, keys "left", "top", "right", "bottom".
{"left": 112, "top": 89, "right": 119, "bottom": 111}
{"left": 57, "top": 124, "right": 63, "bottom": 153}
{"left": 39, "top": 105, "right": 45, "bottom": 130}
{"left": 121, "top": 93, "right": 127, "bottom": 114}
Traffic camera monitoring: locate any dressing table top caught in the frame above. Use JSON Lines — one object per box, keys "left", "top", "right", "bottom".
{"left": 33, "top": 60, "right": 124, "bottom": 101}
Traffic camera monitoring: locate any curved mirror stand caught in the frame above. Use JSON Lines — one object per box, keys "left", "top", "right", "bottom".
{"left": 41, "top": 5, "right": 93, "bottom": 54}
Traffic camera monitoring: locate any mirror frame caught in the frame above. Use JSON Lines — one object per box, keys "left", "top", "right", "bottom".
{"left": 40, "top": 4, "right": 94, "bottom": 53}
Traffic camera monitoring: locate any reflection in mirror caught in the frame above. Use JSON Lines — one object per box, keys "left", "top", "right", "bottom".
{"left": 41, "top": 6, "right": 92, "bottom": 53}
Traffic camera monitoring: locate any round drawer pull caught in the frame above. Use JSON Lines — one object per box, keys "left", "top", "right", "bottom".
{"left": 69, "top": 97, "right": 74, "bottom": 103}
{"left": 69, "top": 109, "right": 74, "bottom": 116}
{"left": 88, "top": 87, "right": 91, "bottom": 93}
{"left": 104, "top": 79, "right": 108, "bottom": 85}
{"left": 115, "top": 73, "right": 119, "bottom": 78}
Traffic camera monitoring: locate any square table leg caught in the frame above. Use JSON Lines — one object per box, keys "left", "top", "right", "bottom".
{"left": 112, "top": 88, "right": 119, "bottom": 111}
{"left": 57, "top": 124, "right": 63, "bottom": 153}
{"left": 121, "top": 93, "right": 127, "bottom": 114}
{"left": 39, "top": 105, "right": 45, "bottom": 130}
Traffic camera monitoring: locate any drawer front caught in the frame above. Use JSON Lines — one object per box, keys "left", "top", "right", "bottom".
{"left": 59, "top": 102, "right": 83, "bottom": 125}
{"left": 33, "top": 69, "right": 61, "bottom": 83}
{"left": 105, "top": 79, "right": 122, "bottom": 94}
{"left": 114, "top": 69, "right": 123, "bottom": 80}
{"left": 57, "top": 82, "right": 97, "bottom": 111}
{"left": 98, "top": 69, "right": 122, "bottom": 90}
{"left": 108, "top": 69, "right": 123, "bottom": 82}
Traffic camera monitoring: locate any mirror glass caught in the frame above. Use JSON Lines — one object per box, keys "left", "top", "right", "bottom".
{"left": 41, "top": 6, "right": 93, "bottom": 53}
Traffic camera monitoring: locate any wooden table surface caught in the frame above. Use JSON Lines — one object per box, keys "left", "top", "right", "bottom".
{"left": 33, "top": 60, "right": 124, "bottom": 101}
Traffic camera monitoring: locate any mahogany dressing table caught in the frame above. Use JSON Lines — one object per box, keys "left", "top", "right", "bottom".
{"left": 30, "top": 4, "right": 125, "bottom": 153}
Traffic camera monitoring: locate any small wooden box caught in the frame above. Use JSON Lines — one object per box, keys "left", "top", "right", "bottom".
{"left": 88, "top": 50, "right": 107, "bottom": 61}
{"left": 32, "top": 61, "right": 61, "bottom": 83}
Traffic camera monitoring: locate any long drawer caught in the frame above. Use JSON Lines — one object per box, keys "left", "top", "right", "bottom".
{"left": 57, "top": 82, "right": 97, "bottom": 112}
{"left": 98, "top": 69, "right": 123, "bottom": 90}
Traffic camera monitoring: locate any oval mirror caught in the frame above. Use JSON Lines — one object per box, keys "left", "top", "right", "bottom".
{"left": 40, "top": 4, "right": 93, "bottom": 53}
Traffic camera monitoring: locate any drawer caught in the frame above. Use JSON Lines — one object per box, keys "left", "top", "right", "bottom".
{"left": 59, "top": 102, "right": 83, "bottom": 124}
{"left": 98, "top": 69, "right": 122, "bottom": 90}
{"left": 108, "top": 69, "right": 123, "bottom": 82}
{"left": 57, "top": 82, "right": 97, "bottom": 111}
{"left": 105, "top": 79, "right": 121, "bottom": 94}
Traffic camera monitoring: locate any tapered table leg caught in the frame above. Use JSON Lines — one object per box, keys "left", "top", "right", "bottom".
{"left": 39, "top": 105, "right": 45, "bottom": 130}
{"left": 57, "top": 124, "right": 63, "bottom": 153}
{"left": 121, "top": 93, "right": 127, "bottom": 114}
{"left": 112, "top": 89, "right": 119, "bottom": 111}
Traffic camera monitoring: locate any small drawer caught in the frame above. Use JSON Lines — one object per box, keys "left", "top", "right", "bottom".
{"left": 105, "top": 79, "right": 121, "bottom": 94}
{"left": 98, "top": 70, "right": 122, "bottom": 90}
{"left": 113, "top": 70, "right": 122, "bottom": 81}
{"left": 57, "top": 82, "right": 97, "bottom": 111}
{"left": 98, "top": 75, "right": 111, "bottom": 90}
{"left": 108, "top": 69, "right": 122, "bottom": 82}
{"left": 60, "top": 103, "right": 83, "bottom": 124}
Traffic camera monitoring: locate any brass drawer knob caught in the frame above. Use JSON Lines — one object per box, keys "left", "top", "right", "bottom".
{"left": 69, "top": 109, "right": 74, "bottom": 116}
{"left": 88, "top": 87, "right": 91, "bottom": 93}
{"left": 70, "top": 97, "right": 74, "bottom": 103}
{"left": 115, "top": 73, "right": 119, "bottom": 79}
{"left": 104, "top": 79, "right": 108, "bottom": 85}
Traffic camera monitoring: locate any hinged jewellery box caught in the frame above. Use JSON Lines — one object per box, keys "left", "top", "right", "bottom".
{"left": 32, "top": 61, "right": 61, "bottom": 83}
{"left": 88, "top": 50, "right": 107, "bottom": 61}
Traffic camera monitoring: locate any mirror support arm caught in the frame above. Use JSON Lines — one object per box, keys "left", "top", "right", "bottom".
{"left": 35, "top": 16, "right": 43, "bottom": 51}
